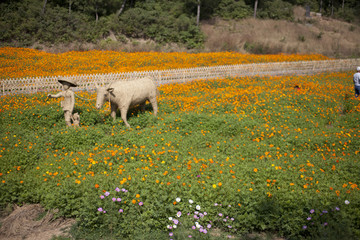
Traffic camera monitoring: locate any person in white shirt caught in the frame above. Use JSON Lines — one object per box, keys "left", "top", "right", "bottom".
{"left": 354, "top": 66, "right": 360, "bottom": 98}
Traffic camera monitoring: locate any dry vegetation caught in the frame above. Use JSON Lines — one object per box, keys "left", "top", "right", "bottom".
{"left": 31, "top": 7, "right": 360, "bottom": 58}
{"left": 201, "top": 7, "right": 360, "bottom": 57}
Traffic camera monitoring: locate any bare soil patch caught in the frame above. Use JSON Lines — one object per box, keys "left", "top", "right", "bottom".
{"left": 0, "top": 204, "right": 75, "bottom": 240}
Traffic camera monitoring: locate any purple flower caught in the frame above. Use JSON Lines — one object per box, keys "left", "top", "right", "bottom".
{"left": 231, "top": 218, "right": 234, "bottom": 221}
{"left": 105, "top": 191, "right": 110, "bottom": 196}
{"left": 177, "top": 211, "right": 182, "bottom": 217}
{"left": 228, "top": 225, "right": 232, "bottom": 228}
{"left": 139, "top": 202, "right": 143, "bottom": 206}
{"left": 322, "top": 210, "right": 328, "bottom": 214}
{"left": 197, "top": 175, "right": 201, "bottom": 178}
{"left": 303, "top": 225, "right": 307, "bottom": 230}
{"left": 219, "top": 213, "right": 223, "bottom": 217}
{"left": 100, "top": 195, "right": 105, "bottom": 199}
{"left": 112, "top": 198, "right": 116, "bottom": 202}
{"left": 192, "top": 226, "right": 196, "bottom": 230}
{"left": 188, "top": 235, "right": 192, "bottom": 238}
{"left": 204, "top": 212, "right": 207, "bottom": 215}
{"left": 307, "top": 217, "right": 312, "bottom": 221}
{"left": 173, "top": 219, "right": 179, "bottom": 225}
{"left": 115, "top": 187, "right": 120, "bottom": 192}
{"left": 117, "top": 198, "right": 121, "bottom": 202}
{"left": 103, "top": 210, "right": 106, "bottom": 213}
{"left": 223, "top": 219, "right": 227, "bottom": 222}
{"left": 207, "top": 224, "right": 212, "bottom": 229}
{"left": 203, "top": 229, "right": 207, "bottom": 234}
{"left": 169, "top": 232, "right": 173, "bottom": 237}
{"left": 310, "top": 209, "right": 315, "bottom": 214}
{"left": 324, "top": 222, "right": 328, "bottom": 226}
{"left": 214, "top": 203, "right": 218, "bottom": 206}
{"left": 119, "top": 209, "right": 123, "bottom": 213}
{"left": 194, "top": 215, "right": 199, "bottom": 219}
{"left": 97, "top": 207, "right": 103, "bottom": 212}
{"left": 335, "top": 207, "right": 340, "bottom": 211}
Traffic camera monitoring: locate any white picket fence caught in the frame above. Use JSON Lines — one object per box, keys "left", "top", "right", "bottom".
{"left": 1, "top": 58, "right": 359, "bottom": 95}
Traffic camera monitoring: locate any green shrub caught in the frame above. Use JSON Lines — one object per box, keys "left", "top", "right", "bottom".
{"left": 259, "top": 0, "right": 293, "bottom": 20}
{"left": 215, "top": 0, "right": 251, "bottom": 19}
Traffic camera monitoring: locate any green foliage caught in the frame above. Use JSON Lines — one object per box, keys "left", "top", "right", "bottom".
{"left": 118, "top": 2, "right": 204, "bottom": 48}
{"left": 1, "top": 72, "right": 360, "bottom": 239}
{"left": 1, "top": 0, "right": 360, "bottom": 48}
{"left": 258, "top": 0, "right": 293, "bottom": 20}
{"left": 215, "top": 0, "right": 251, "bottom": 19}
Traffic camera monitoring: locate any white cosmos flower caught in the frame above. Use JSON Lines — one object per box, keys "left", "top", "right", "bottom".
{"left": 195, "top": 222, "right": 201, "bottom": 228}
{"left": 196, "top": 205, "right": 201, "bottom": 210}
{"left": 176, "top": 197, "right": 181, "bottom": 202}
{"left": 345, "top": 200, "right": 350, "bottom": 205}
{"left": 189, "top": 199, "right": 194, "bottom": 204}
{"left": 169, "top": 217, "right": 173, "bottom": 221}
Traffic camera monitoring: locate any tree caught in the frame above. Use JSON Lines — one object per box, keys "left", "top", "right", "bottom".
{"left": 42, "top": 0, "right": 47, "bottom": 14}
{"left": 116, "top": 0, "right": 127, "bottom": 16}
{"left": 197, "top": 0, "right": 200, "bottom": 27}
{"left": 254, "top": 0, "right": 258, "bottom": 18}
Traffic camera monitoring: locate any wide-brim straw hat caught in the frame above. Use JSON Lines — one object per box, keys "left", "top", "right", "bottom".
{"left": 58, "top": 77, "right": 78, "bottom": 87}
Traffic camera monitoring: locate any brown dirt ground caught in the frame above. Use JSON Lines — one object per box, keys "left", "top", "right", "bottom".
{"left": 0, "top": 204, "right": 75, "bottom": 240}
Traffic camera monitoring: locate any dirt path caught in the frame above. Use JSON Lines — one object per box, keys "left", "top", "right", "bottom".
{"left": 0, "top": 204, "right": 75, "bottom": 240}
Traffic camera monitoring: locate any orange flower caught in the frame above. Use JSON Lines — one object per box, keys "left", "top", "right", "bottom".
{"left": 253, "top": 168, "right": 258, "bottom": 172}
{"left": 95, "top": 184, "right": 99, "bottom": 188}
{"left": 132, "top": 199, "right": 136, "bottom": 204}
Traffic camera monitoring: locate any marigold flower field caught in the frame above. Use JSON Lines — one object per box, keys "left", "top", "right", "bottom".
{"left": 0, "top": 47, "right": 330, "bottom": 79}
{"left": 0, "top": 48, "right": 359, "bottom": 239}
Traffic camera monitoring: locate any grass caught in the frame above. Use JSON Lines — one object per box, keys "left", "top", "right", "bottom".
{"left": 0, "top": 72, "right": 359, "bottom": 239}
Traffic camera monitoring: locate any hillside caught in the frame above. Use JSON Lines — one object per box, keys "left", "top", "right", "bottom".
{"left": 201, "top": 7, "right": 360, "bottom": 58}
{"left": 32, "top": 7, "right": 360, "bottom": 59}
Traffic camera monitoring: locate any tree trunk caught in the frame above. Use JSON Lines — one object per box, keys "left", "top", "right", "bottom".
{"left": 196, "top": 0, "right": 200, "bottom": 27}
{"left": 69, "top": 0, "right": 72, "bottom": 15}
{"left": 116, "top": 0, "right": 127, "bottom": 17}
{"left": 96, "top": 5, "right": 99, "bottom": 23}
{"left": 42, "top": 0, "right": 47, "bottom": 14}
{"left": 319, "top": 0, "right": 323, "bottom": 13}
{"left": 254, "top": 0, "right": 258, "bottom": 18}
{"left": 342, "top": 0, "right": 345, "bottom": 12}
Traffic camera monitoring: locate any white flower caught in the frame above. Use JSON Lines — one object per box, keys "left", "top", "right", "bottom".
{"left": 176, "top": 197, "right": 181, "bottom": 202}
{"left": 173, "top": 225, "right": 177, "bottom": 229}
{"left": 196, "top": 205, "right": 201, "bottom": 210}
{"left": 167, "top": 225, "right": 172, "bottom": 229}
{"left": 189, "top": 199, "right": 194, "bottom": 204}
{"left": 195, "top": 222, "right": 201, "bottom": 228}
{"left": 345, "top": 200, "right": 350, "bottom": 205}
{"left": 169, "top": 217, "right": 173, "bottom": 221}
